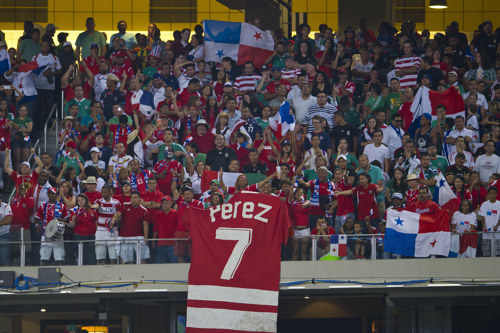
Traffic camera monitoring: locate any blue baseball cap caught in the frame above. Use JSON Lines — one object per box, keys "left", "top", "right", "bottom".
{"left": 423, "top": 113, "right": 432, "bottom": 121}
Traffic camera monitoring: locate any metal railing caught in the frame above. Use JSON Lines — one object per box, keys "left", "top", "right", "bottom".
{"left": 1, "top": 232, "right": 498, "bottom": 268}
{"left": 43, "top": 103, "right": 58, "bottom": 152}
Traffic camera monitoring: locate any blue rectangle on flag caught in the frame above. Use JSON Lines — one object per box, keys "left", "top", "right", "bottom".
{"left": 204, "top": 20, "right": 241, "bottom": 44}
{"left": 330, "top": 235, "right": 339, "bottom": 244}
{"left": 384, "top": 228, "right": 417, "bottom": 257}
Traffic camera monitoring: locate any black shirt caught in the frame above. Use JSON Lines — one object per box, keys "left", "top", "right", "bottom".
{"left": 330, "top": 123, "right": 357, "bottom": 151}
{"left": 206, "top": 147, "right": 238, "bottom": 172}
{"left": 417, "top": 67, "right": 444, "bottom": 90}
{"left": 446, "top": 165, "right": 471, "bottom": 179}
{"left": 242, "top": 161, "right": 268, "bottom": 174}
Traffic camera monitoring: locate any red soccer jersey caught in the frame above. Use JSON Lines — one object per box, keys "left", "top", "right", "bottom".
{"left": 35, "top": 202, "right": 70, "bottom": 230}
{"left": 85, "top": 191, "right": 102, "bottom": 204}
{"left": 332, "top": 179, "right": 355, "bottom": 216}
{"left": 352, "top": 183, "right": 379, "bottom": 220}
{"left": 130, "top": 170, "right": 153, "bottom": 193}
{"left": 95, "top": 197, "right": 122, "bottom": 229}
{"left": 307, "top": 180, "right": 334, "bottom": 215}
{"left": 10, "top": 196, "right": 34, "bottom": 230}
{"left": 184, "top": 192, "right": 290, "bottom": 333}
{"left": 10, "top": 170, "right": 39, "bottom": 198}
{"left": 72, "top": 208, "right": 98, "bottom": 236}
{"left": 398, "top": 101, "right": 413, "bottom": 132}
{"left": 289, "top": 200, "right": 309, "bottom": 227}
{"left": 153, "top": 160, "right": 183, "bottom": 195}
{"left": 265, "top": 78, "right": 291, "bottom": 94}
{"left": 80, "top": 56, "right": 106, "bottom": 75}
{"left": 252, "top": 139, "right": 280, "bottom": 176}
{"left": 153, "top": 209, "right": 178, "bottom": 246}
{"left": 405, "top": 200, "right": 441, "bottom": 214}
{"left": 0, "top": 118, "right": 12, "bottom": 150}
{"left": 118, "top": 203, "right": 148, "bottom": 237}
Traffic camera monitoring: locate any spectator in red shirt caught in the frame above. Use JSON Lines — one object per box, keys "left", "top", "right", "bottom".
{"left": 9, "top": 186, "right": 34, "bottom": 265}
{"left": 311, "top": 216, "right": 335, "bottom": 258}
{"left": 406, "top": 186, "right": 441, "bottom": 214}
{"left": 69, "top": 193, "right": 98, "bottom": 265}
{"left": 140, "top": 177, "right": 163, "bottom": 225}
{"left": 152, "top": 195, "right": 178, "bottom": 263}
{"left": 191, "top": 119, "right": 215, "bottom": 154}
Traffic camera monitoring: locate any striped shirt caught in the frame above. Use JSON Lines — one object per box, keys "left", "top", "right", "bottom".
{"left": 303, "top": 102, "right": 338, "bottom": 133}
{"left": 95, "top": 197, "right": 122, "bottom": 229}
{"left": 395, "top": 55, "right": 421, "bottom": 88}
{"left": 233, "top": 73, "right": 262, "bottom": 92}
{"left": 334, "top": 81, "right": 356, "bottom": 96}
{"left": 281, "top": 68, "right": 301, "bottom": 82}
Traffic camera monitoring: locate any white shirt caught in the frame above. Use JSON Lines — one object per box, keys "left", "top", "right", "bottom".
{"left": 382, "top": 125, "right": 404, "bottom": 158}
{"left": 0, "top": 202, "right": 13, "bottom": 235}
{"left": 462, "top": 91, "right": 488, "bottom": 110}
{"left": 478, "top": 200, "right": 500, "bottom": 239}
{"left": 291, "top": 94, "right": 317, "bottom": 124}
{"left": 30, "top": 181, "right": 51, "bottom": 223}
{"left": 448, "top": 128, "right": 475, "bottom": 153}
{"left": 363, "top": 143, "right": 390, "bottom": 170}
{"left": 150, "top": 86, "right": 166, "bottom": 109}
{"left": 93, "top": 73, "right": 108, "bottom": 101}
{"left": 451, "top": 211, "right": 477, "bottom": 233}
{"left": 448, "top": 151, "right": 475, "bottom": 169}
{"left": 108, "top": 154, "right": 133, "bottom": 175}
{"left": 473, "top": 154, "right": 500, "bottom": 183}
{"left": 32, "top": 53, "right": 62, "bottom": 90}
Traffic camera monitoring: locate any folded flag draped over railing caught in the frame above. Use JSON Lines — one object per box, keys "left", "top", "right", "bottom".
{"left": 385, "top": 208, "right": 451, "bottom": 257}
{"left": 203, "top": 20, "right": 274, "bottom": 67}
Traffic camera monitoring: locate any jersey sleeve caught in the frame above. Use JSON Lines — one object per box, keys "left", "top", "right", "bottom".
{"left": 279, "top": 200, "right": 292, "bottom": 245}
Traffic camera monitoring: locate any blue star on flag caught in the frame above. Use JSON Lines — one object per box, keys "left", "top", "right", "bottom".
{"left": 216, "top": 49, "right": 224, "bottom": 57}
{"left": 395, "top": 217, "right": 404, "bottom": 226}
{"left": 438, "top": 179, "right": 446, "bottom": 188}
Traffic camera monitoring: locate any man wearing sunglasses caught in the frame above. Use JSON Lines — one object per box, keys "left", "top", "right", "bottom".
{"left": 383, "top": 113, "right": 405, "bottom": 158}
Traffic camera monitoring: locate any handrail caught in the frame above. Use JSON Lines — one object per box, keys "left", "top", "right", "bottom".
{"left": 7, "top": 138, "right": 40, "bottom": 204}
{"left": 44, "top": 103, "right": 58, "bottom": 152}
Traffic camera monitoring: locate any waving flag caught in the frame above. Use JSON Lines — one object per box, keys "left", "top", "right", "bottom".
{"left": 200, "top": 170, "right": 266, "bottom": 193}
{"left": 408, "top": 86, "right": 465, "bottom": 136}
{"left": 131, "top": 89, "right": 155, "bottom": 119}
{"left": 0, "top": 49, "right": 10, "bottom": 76}
{"left": 204, "top": 20, "right": 274, "bottom": 67}
{"left": 18, "top": 60, "right": 47, "bottom": 75}
{"left": 269, "top": 101, "right": 295, "bottom": 140}
{"left": 433, "top": 172, "right": 460, "bottom": 218}
{"left": 385, "top": 208, "right": 451, "bottom": 257}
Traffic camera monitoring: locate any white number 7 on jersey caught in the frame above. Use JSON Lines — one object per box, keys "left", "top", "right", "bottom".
{"left": 215, "top": 228, "right": 253, "bottom": 280}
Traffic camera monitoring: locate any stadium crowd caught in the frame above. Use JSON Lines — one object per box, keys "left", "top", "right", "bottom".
{"left": 0, "top": 16, "right": 500, "bottom": 266}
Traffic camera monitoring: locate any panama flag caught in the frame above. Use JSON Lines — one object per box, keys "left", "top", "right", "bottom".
{"left": 0, "top": 49, "right": 10, "bottom": 76}
{"left": 433, "top": 172, "right": 460, "bottom": 219}
{"left": 131, "top": 89, "right": 155, "bottom": 119}
{"left": 458, "top": 232, "right": 478, "bottom": 258}
{"left": 204, "top": 20, "right": 274, "bottom": 67}
{"left": 385, "top": 208, "right": 451, "bottom": 257}
{"left": 200, "top": 170, "right": 266, "bottom": 193}
{"left": 18, "top": 60, "right": 47, "bottom": 75}
{"left": 269, "top": 101, "right": 295, "bottom": 140}
{"left": 407, "top": 86, "right": 465, "bottom": 136}
{"left": 329, "top": 235, "right": 347, "bottom": 257}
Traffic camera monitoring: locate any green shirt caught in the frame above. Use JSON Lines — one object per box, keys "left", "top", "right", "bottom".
{"left": 255, "top": 118, "right": 270, "bottom": 131}
{"left": 182, "top": 153, "right": 206, "bottom": 167}
{"left": 75, "top": 30, "right": 106, "bottom": 58}
{"left": 385, "top": 91, "right": 403, "bottom": 119}
{"left": 430, "top": 155, "right": 449, "bottom": 173}
{"left": 19, "top": 39, "right": 41, "bottom": 62}
{"left": 143, "top": 66, "right": 159, "bottom": 85}
{"left": 158, "top": 142, "right": 187, "bottom": 163}
{"left": 56, "top": 155, "right": 85, "bottom": 175}
{"left": 270, "top": 54, "right": 286, "bottom": 69}
{"left": 420, "top": 164, "right": 439, "bottom": 194}
{"left": 364, "top": 94, "right": 385, "bottom": 112}
{"left": 13, "top": 117, "right": 32, "bottom": 138}
{"left": 344, "top": 108, "right": 361, "bottom": 130}
{"left": 445, "top": 83, "right": 464, "bottom": 95}
{"left": 64, "top": 98, "right": 92, "bottom": 118}
{"left": 330, "top": 153, "right": 359, "bottom": 169}
{"left": 256, "top": 79, "right": 271, "bottom": 107}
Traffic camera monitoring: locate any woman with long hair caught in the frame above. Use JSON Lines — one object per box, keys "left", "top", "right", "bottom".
{"left": 59, "top": 180, "right": 76, "bottom": 209}
{"left": 11, "top": 104, "right": 32, "bottom": 172}
{"left": 241, "top": 91, "right": 262, "bottom": 118}
{"left": 316, "top": 37, "right": 335, "bottom": 79}
{"left": 303, "top": 134, "right": 329, "bottom": 170}
{"left": 211, "top": 69, "right": 227, "bottom": 102}
{"left": 255, "top": 105, "right": 271, "bottom": 131}
{"left": 287, "top": 186, "right": 311, "bottom": 261}
{"left": 331, "top": 42, "right": 352, "bottom": 83}
{"left": 386, "top": 167, "right": 408, "bottom": 202}
{"left": 212, "top": 111, "right": 231, "bottom": 143}
{"left": 185, "top": 160, "right": 205, "bottom": 198}
{"left": 468, "top": 171, "right": 488, "bottom": 210}
{"left": 294, "top": 41, "right": 316, "bottom": 68}
{"left": 360, "top": 116, "right": 379, "bottom": 148}
{"left": 451, "top": 200, "right": 477, "bottom": 234}
{"left": 203, "top": 96, "right": 219, "bottom": 128}
{"left": 465, "top": 51, "right": 496, "bottom": 85}
{"left": 452, "top": 175, "right": 472, "bottom": 202}
{"left": 311, "top": 71, "right": 332, "bottom": 97}
{"left": 69, "top": 193, "right": 98, "bottom": 265}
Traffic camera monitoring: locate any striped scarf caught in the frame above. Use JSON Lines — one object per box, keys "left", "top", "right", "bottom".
{"left": 310, "top": 179, "right": 334, "bottom": 206}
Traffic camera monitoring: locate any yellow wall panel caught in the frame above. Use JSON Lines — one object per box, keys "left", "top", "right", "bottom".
{"left": 425, "top": 12, "right": 444, "bottom": 31}
{"left": 74, "top": 1, "right": 92, "bottom": 13}
{"left": 445, "top": 0, "right": 463, "bottom": 11}
{"left": 197, "top": 1, "right": 210, "bottom": 12}
{"left": 292, "top": 0, "right": 307, "bottom": 12}
{"left": 210, "top": 13, "right": 230, "bottom": 22}
{"left": 308, "top": 13, "right": 327, "bottom": 28}
{"left": 326, "top": 0, "right": 338, "bottom": 13}
{"left": 2, "top": 23, "right": 15, "bottom": 30}
{"left": 132, "top": 0, "right": 149, "bottom": 12}
{"left": 73, "top": 12, "right": 93, "bottom": 30}
{"left": 131, "top": 13, "right": 150, "bottom": 31}
{"left": 93, "top": 1, "right": 113, "bottom": 12}
{"left": 464, "top": 1, "right": 482, "bottom": 12}
{"left": 198, "top": 12, "right": 211, "bottom": 21}
{"left": 54, "top": 0, "right": 74, "bottom": 12}
{"left": 114, "top": 0, "right": 132, "bottom": 12}
{"left": 308, "top": 1, "right": 327, "bottom": 12}
{"left": 444, "top": 12, "right": 463, "bottom": 27}
{"left": 463, "top": 12, "right": 484, "bottom": 31}
{"left": 93, "top": 13, "right": 113, "bottom": 31}
{"left": 55, "top": 12, "right": 75, "bottom": 30}
{"left": 229, "top": 12, "right": 245, "bottom": 23}
{"left": 326, "top": 13, "right": 338, "bottom": 31}
{"left": 483, "top": 0, "right": 500, "bottom": 12}
{"left": 210, "top": 0, "right": 230, "bottom": 12}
